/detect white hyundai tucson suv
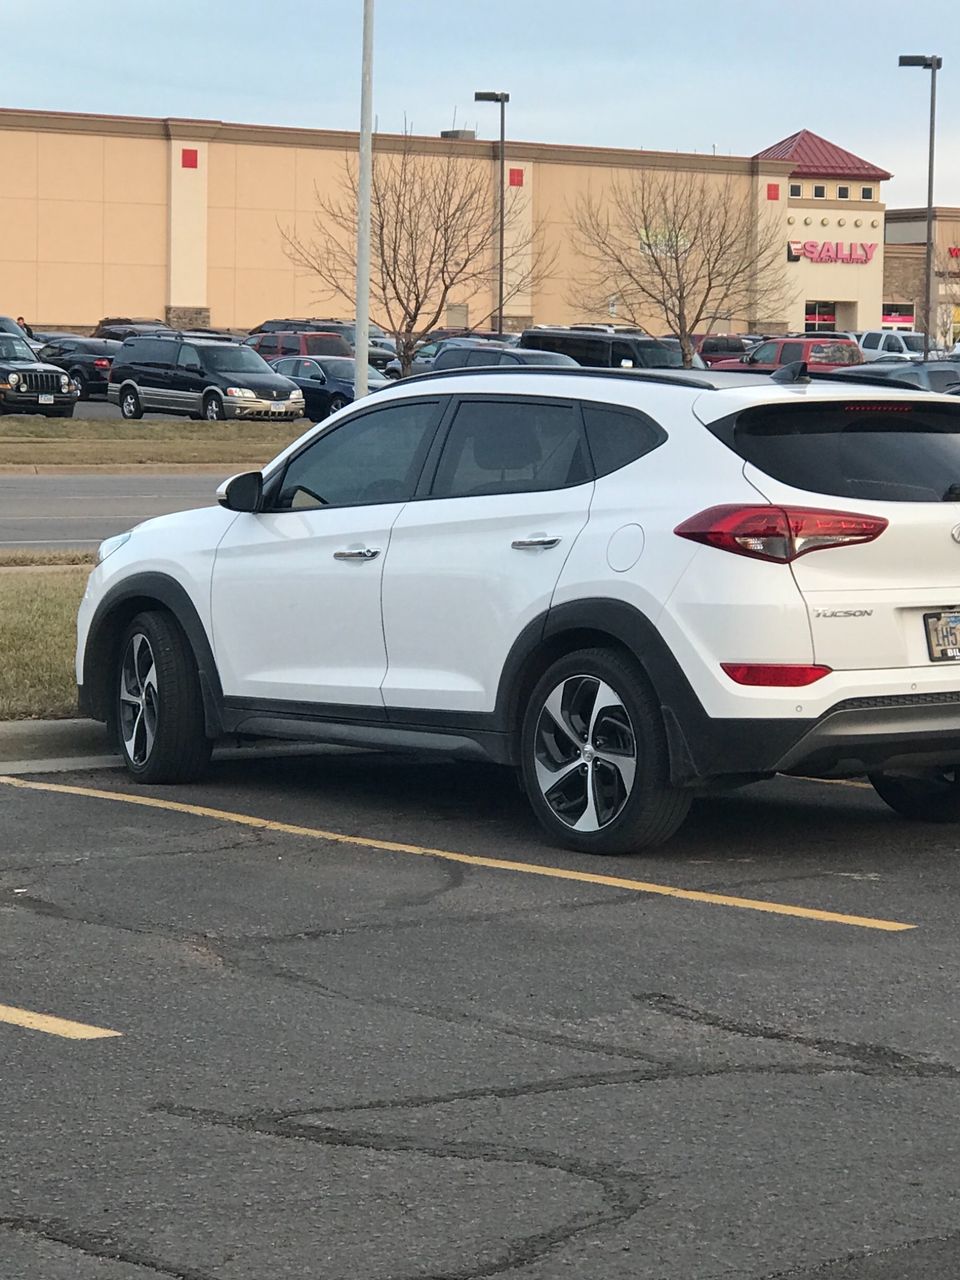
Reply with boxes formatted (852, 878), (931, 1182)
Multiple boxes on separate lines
(77, 365), (960, 854)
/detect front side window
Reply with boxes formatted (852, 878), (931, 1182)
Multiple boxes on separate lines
(176, 344), (201, 370)
(432, 399), (588, 498)
(275, 400), (441, 510)
(750, 342), (779, 363)
(298, 359), (324, 379)
(582, 403), (665, 477)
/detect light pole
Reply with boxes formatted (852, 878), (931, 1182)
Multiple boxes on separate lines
(474, 90), (509, 336)
(355, 0), (375, 397)
(899, 53), (943, 359)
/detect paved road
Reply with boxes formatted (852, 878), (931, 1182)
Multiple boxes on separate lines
(0, 473), (220, 549)
(3, 753), (960, 1278)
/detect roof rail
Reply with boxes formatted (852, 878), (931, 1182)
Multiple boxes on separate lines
(389, 365), (719, 391)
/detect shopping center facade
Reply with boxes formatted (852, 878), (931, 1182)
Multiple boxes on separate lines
(0, 105), (930, 337)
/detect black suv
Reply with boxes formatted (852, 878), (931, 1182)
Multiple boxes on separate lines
(0, 334), (78, 416)
(520, 326), (692, 369)
(108, 336), (304, 421)
(37, 336), (121, 399)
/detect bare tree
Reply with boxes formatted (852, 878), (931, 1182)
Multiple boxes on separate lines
(571, 168), (793, 365)
(935, 248), (960, 351)
(281, 134), (552, 374)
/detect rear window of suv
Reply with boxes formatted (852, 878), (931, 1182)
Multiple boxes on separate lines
(716, 402), (960, 502)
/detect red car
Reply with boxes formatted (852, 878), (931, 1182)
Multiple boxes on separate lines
(712, 335), (864, 371)
(245, 330), (353, 360)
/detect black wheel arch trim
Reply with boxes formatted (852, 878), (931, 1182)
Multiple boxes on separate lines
(80, 572), (224, 738)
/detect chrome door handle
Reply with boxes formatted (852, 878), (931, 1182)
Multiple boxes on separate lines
(333, 547), (381, 561)
(511, 536), (562, 550)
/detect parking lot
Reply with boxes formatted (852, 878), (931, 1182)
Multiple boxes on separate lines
(4, 749), (960, 1279)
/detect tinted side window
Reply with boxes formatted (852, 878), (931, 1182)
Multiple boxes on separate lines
(882, 334), (903, 352)
(275, 401), (440, 510)
(524, 333), (608, 366)
(861, 333), (881, 350)
(751, 342), (779, 363)
(465, 348), (498, 366)
(258, 335), (280, 356)
(779, 341), (805, 363)
(131, 339), (172, 364)
(279, 334), (301, 355)
(432, 400), (588, 498)
(582, 403), (665, 477)
(611, 340), (638, 367)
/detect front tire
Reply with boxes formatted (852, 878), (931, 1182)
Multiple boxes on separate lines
(870, 769), (960, 822)
(70, 369), (88, 400)
(115, 611), (212, 784)
(520, 648), (691, 854)
(203, 393), (226, 421)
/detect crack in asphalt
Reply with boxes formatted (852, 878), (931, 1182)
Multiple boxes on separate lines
(760, 1226), (960, 1277)
(635, 993), (960, 1079)
(0, 1218), (218, 1280)
(154, 1103), (650, 1280)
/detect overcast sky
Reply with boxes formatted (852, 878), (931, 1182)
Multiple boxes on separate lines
(4, 0), (958, 208)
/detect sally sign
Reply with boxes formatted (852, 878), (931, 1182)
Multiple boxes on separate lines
(788, 240), (878, 264)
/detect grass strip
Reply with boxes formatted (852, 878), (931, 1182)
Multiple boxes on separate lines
(0, 568), (89, 719)
(0, 549), (95, 568)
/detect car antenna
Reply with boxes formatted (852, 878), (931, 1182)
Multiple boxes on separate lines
(770, 360), (810, 384)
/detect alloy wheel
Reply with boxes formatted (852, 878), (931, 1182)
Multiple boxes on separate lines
(119, 632), (159, 767)
(205, 397), (224, 421)
(121, 392), (138, 418)
(533, 674), (637, 832)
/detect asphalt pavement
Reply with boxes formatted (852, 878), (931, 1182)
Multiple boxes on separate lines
(3, 751), (960, 1278)
(0, 474), (220, 549)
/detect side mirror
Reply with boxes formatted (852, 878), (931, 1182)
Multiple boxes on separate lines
(310, 371), (326, 382)
(187, 362), (203, 374)
(619, 358), (634, 368)
(742, 353), (755, 364)
(217, 471), (263, 512)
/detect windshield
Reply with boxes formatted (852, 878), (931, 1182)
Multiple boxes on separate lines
(318, 358), (387, 383)
(0, 336), (36, 362)
(902, 335), (926, 353)
(201, 345), (272, 374)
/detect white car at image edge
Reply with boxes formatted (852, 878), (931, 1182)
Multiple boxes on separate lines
(77, 365), (960, 854)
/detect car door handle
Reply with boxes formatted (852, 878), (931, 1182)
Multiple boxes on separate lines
(333, 547), (381, 561)
(511, 536), (562, 550)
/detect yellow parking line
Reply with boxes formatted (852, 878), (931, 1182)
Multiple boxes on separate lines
(0, 775), (914, 933)
(0, 1001), (121, 1040)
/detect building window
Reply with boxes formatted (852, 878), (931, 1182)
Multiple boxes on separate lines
(882, 303), (915, 328)
(861, 186), (874, 201)
(813, 184), (826, 199)
(805, 301), (836, 333)
(837, 185), (849, 200)
(789, 182), (802, 198)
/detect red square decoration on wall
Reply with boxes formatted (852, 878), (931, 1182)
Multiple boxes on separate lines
(766, 182), (779, 201)
(181, 148), (198, 169)
(509, 168), (524, 187)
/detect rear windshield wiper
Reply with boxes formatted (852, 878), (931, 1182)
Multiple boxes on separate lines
(942, 483), (960, 502)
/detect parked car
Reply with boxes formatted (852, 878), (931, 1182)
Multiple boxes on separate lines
(696, 334), (754, 365)
(95, 321), (173, 342)
(248, 317), (392, 370)
(0, 315), (43, 355)
(270, 356), (389, 421)
(520, 326), (703, 369)
(93, 316), (167, 335)
(384, 340), (443, 380)
(830, 360), (960, 394)
(432, 341), (579, 371)
(712, 335), (863, 371)
(858, 330), (942, 362)
(76, 365), (960, 854)
(108, 336), (303, 421)
(245, 331), (353, 361)
(37, 336), (121, 399)
(0, 334), (79, 416)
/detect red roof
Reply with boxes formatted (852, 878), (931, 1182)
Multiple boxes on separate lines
(754, 130), (891, 182)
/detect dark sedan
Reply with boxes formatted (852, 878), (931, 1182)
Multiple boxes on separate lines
(37, 336), (122, 399)
(270, 356), (389, 421)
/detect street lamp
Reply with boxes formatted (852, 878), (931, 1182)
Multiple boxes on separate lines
(899, 53), (943, 359)
(474, 90), (510, 336)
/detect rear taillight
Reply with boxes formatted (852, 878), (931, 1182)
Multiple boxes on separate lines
(93, 358), (110, 369)
(721, 663), (832, 687)
(674, 505), (887, 563)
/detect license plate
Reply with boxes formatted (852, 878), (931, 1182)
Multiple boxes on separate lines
(270, 401), (286, 413)
(38, 393), (54, 404)
(924, 609), (960, 662)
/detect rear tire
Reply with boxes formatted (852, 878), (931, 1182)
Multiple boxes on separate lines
(115, 610), (212, 784)
(327, 394), (348, 416)
(120, 387), (143, 420)
(70, 369), (88, 400)
(870, 769), (960, 822)
(520, 647), (691, 854)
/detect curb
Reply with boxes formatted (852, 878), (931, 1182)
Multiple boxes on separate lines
(0, 718), (112, 764)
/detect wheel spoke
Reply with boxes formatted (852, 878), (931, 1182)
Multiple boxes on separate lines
(595, 748), (636, 796)
(535, 754), (584, 799)
(588, 680), (624, 744)
(542, 684), (581, 749)
(573, 769), (602, 833)
(123, 705), (144, 761)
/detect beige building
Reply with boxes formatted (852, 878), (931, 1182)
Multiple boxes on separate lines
(884, 207), (960, 343)
(0, 107), (891, 337)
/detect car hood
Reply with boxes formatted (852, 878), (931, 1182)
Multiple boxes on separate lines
(0, 359), (65, 375)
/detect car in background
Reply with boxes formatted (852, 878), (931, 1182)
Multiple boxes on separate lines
(108, 335), (303, 421)
(519, 326), (701, 369)
(432, 341), (579, 371)
(858, 330), (946, 362)
(270, 356), (388, 420)
(95, 321), (173, 342)
(249, 317), (392, 371)
(696, 334), (753, 365)
(712, 335), (863, 371)
(0, 315), (43, 355)
(830, 360), (960, 394)
(384, 339), (443, 379)
(245, 331), (353, 361)
(37, 336), (122, 399)
(0, 334), (79, 416)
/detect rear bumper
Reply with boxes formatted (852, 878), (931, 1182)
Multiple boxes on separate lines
(684, 693), (960, 782)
